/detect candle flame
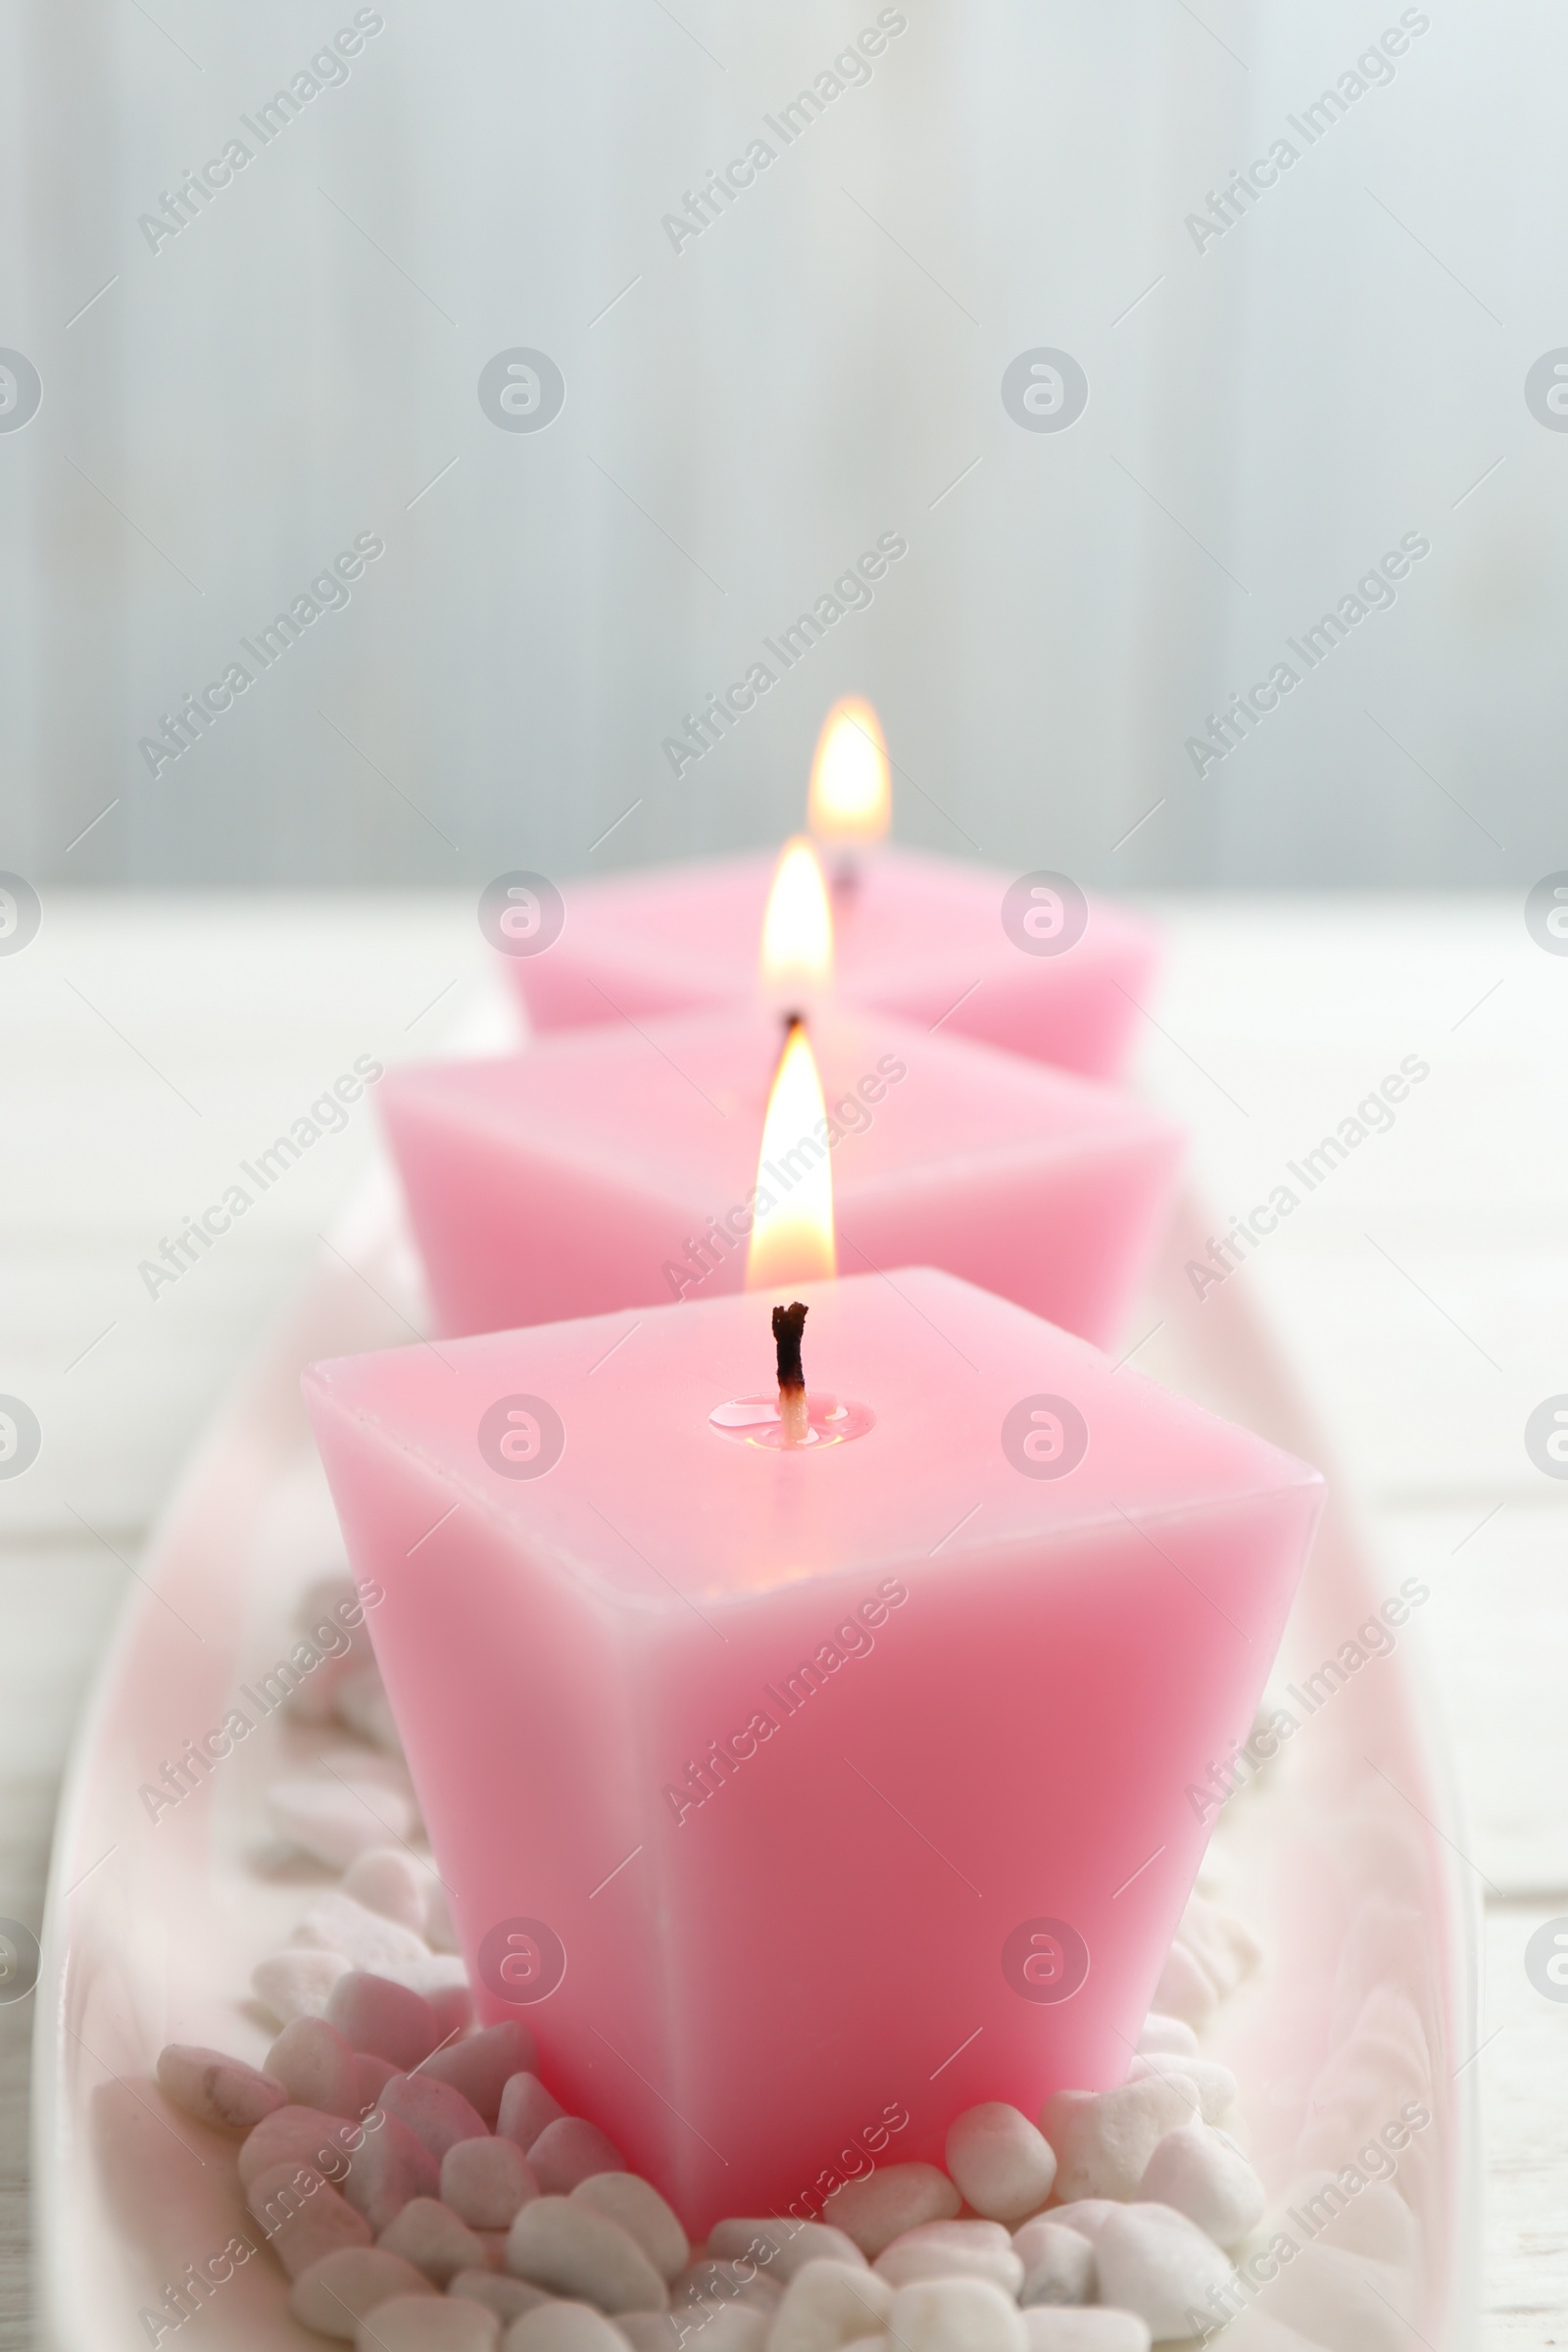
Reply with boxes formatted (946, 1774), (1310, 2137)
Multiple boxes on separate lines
(760, 835), (833, 991)
(746, 1020), (836, 1291)
(808, 698), (891, 845)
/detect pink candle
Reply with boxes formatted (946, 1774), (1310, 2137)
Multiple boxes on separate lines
(500, 845), (1158, 1083)
(304, 1267), (1322, 2235)
(379, 1001), (1184, 1347)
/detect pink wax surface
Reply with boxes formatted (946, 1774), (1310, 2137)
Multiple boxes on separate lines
(505, 846), (1160, 1081)
(380, 1003), (1185, 1348)
(304, 1268), (1322, 2235)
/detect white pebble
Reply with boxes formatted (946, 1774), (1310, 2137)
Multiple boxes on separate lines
(662, 2309), (768, 2352)
(1125, 2054), (1236, 2123)
(1090, 2203), (1232, 2341)
(529, 2118), (628, 2194)
(1139, 2126), (1264, 2247)
(1039, 2080), (1200, 2204)
(1261, 2242), (1416, 2351)
(157, 2043), (287, 2133)
(240, 2105), (362, 2189)
(380, 2197), (492, 2284)
(885, 2276), (1026, 2352)
(571, 2175), (688, 2281)
(874, 2222), (1022, 2295)
(613, 2319), (684, 2352)
(820, 2167), (961, 2257)
(328, 1972), (444, 2071)
(381, 2074), (492, 2161)
(506, 2305), (626, 2352)
(255, 1948), (353, 2025)
(445, 2136), (541, 2230)
(343, 1849), (432, 1934)
(1019, 2313), (1151, 2352)
(705, 2219), (866, 2283)
(507, 2197), (670, 2313)
(297, 1891), (438, 1981)
(267, 2016), (365, 2121)
(448, 2273), (554, 2325)
(270, 1774), (416, 1869)
(338, 1663), (407, 1753)
(1011, 2221), (1094, 2308)
(498, 2074), (566, 2151)
(944, 2104), (1058, 2225)
(291, 2246), (438, 2335)
(1033, 2204), (1119, 2245)
(671, 2262), (783, 2315)
(342, 2113), (443, 2230)
(1149, 1942), (1216, 2031)
(1180, 1895), (1262, 1995)
(247, 2160), (373, 2278)
(361, 2054), (399, 2110)
(1134, 2015), (1199, 2058)
(425, 2026), (540, 2126)
(358, 2294), (500, 2352)
(766, 2258), (893, 2352)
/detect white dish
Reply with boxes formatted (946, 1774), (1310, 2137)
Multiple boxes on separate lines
(33, 1110), (1480, 2349)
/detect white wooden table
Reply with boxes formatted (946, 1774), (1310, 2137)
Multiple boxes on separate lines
(1, 893), (1562, 2347)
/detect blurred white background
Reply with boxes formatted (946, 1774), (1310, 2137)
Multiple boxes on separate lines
(1, 0), (1561, 888)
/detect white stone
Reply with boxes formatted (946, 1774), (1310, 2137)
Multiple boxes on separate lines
(670, 2262), (783, 2316)
(1180, 1895), (1262, 1995)
(343, 1848), (432, 1934)
(529, 2118), (628, 2194)
(498, 2073), (567, 2152)
(448, 2273), (555, 2325)
(296, 1890), (437, 1980)
(1019, 2312), (1150, 2352)
(1125, 2054), (1236, 2124)
(380, 2074), (492, 2161)
(1258, 2243), (1415, 2352)
(506, 2302), (631, 2352)
(425, 2026), (540, 2127)
(1090, 2203), (1233, 2341)
(1139, 2126), (1265, 2247)
(380, 2197), (493, 2284)
(767, 2257), (894, 2352)
(1031, 2204), (1119, 2246)
(156, 2042), (287, 2133)
(820, 2167), (961, 2257)
(327, 1972), (443, 2071)
(445, 2136), (540, 2230)
(571, 2175), (688, 2281)
(944, 2104), (1058, 2226)
(291, 2246), (438, 2335)
(873, 2222), (1022, 2295)
(342, 2113), (444, 2230)
(612, 2318), (685, 2352)
(240, 2104), (364, 2189)
(507, 2197), (670, 2314)
(1039, 2080), (1200, 2204)
(704, 2219), (866, 2284)
(1010, 2221), (1094, 2308)
(255, 1947), (353, 2025)
(427, 1879), (462, 1951)
(247, 2160), (374, 2278)
(1149, 1943), (1216, 2031)
(266, 2016), (365, 2121)
(357, 2294), (500, 2352)
(884, 2276), (1027, 2352)
(665, 2309), (770, 2352)
(270, 1774), (417, 1869)
(1134, 2016), (1199, 2059)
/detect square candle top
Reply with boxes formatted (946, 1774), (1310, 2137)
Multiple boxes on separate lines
(500, 847), (1160, 1081)
(304, 1267), (1322, 2235)
(380, 1002), (1185, 1348)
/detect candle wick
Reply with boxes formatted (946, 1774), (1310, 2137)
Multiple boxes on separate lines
(771, 1299), (809, 1446)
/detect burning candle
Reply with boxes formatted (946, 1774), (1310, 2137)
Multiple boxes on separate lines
(502, 698), (1160, 1082)
(381, 854), (1184, 1347)
(303, 1256), (1323, 2234)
